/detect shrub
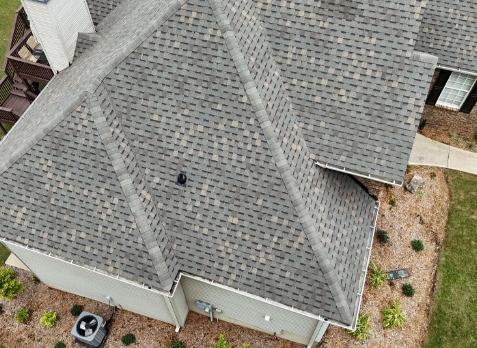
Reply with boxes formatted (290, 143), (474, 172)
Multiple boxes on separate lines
(39, 311), (57, 328)
(385, 183), (393, 190)
(411, 239), (424, 251)
(406, 165), (413, 173)
(70, 304), (83, 316)
(468, 142), (476, 150)
(402, 283), (415, 297)
(0, 267), (24, 300)
(208, 334), (231, 348)
(418, 119), (427, 130)
(347, 312), (371, 340)
(368, 263), (387, 289)
(389, 195), (396, 208)
(54, 342), (66, 348)
(243, 345), (252, 348)
(382, 301), (406, 329)
(376, 230), (389, 244)
(122, 333), (136, 346)
(430, 172), (436, 180)
(15, 308), (30, 323)
(167, 340), (186, 348)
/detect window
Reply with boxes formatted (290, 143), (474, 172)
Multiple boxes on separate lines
(437, 72), (477, 109)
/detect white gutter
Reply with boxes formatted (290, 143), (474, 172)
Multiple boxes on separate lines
(315, 160), (402, 187)
(437, 65), (477, 77)
(0, 74), (57, 145)
(351, 200), (380, 330)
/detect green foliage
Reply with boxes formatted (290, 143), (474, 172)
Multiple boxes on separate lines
(389, 195), (396, 208)
(402, 283), (415, 297)
(450, 132), (458, 140)
(368, 263), (387, 289)
(39, 311), (57, 329)
(0, 267), (24, 300)
(385, 183), (393, 190)
(467, 142), (476, 150)
(406, 165), (413, 173)
(54, 342), (66, 348)
(243, 344), (252, 348)
(208, 334), (231, 348)
(418, 119), (427, 130)
(15, 308), (29, 323)
(376, 230), (389, 244)
(167, 340), (186, 348)
(411, 239), (424, 251)
(70, 304), (83, 316)
(0, 243), (10, 266)
(347, 312), (372, 340)
(382, 301), (406, 329)
(430, 172), (436, 180)
(419, 190), (426, 198)
(121, 333), (136, 346)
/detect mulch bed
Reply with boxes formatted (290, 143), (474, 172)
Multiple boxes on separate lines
(319, 166), (449, 347)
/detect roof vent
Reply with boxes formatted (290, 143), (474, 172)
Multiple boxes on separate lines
(177, 173), (187, 185)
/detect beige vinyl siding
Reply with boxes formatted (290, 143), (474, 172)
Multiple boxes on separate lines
(180, 276), (319, 345)
(5, 242), (175, 325)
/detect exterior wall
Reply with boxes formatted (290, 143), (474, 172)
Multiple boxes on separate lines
(4, 241), (176, 325)
(180, 275), (321, 345)
(22, 0), (94, 72)
(168, 282), (189, 327)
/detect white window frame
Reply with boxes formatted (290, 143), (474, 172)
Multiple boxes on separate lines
(436, 71), (477, 109)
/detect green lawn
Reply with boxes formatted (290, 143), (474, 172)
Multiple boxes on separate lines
(424, 171), (477, 348)
(0, 0), (21, 79)
(0, 243), (10, 265)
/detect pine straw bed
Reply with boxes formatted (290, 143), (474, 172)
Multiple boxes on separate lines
(320, 166), (449, 347)
(0, 166), (448, 348)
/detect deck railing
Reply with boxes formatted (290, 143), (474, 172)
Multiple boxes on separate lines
(2, 7), (29, 73)
(6, 30), (54, 84)
(0, 77), (13, 106)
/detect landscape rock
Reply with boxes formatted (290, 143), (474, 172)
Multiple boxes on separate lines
(406, 174), (425, 194)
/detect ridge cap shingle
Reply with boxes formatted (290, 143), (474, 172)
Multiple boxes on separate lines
(207, 0), (353, 324)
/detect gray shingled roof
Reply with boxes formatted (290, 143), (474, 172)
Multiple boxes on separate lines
(0, 0), (395, 327)
(86, 0), (124, 26)
(416, 0), (477, 72)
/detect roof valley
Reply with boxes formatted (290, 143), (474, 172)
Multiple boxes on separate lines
(208, 0), (352, 324)
(84, 84), (179, 291)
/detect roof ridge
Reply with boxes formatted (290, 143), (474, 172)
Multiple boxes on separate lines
(84, 85), (179, 290)
(208, 0), (352, 324)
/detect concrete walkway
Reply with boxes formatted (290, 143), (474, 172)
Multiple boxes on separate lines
(409, 134), (477, 175)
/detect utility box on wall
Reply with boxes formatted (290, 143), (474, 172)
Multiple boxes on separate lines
(21, 0), (95, 73)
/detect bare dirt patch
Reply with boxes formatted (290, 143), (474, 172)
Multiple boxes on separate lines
(0, 271), (301, 348)
(319, 166), (449, 347)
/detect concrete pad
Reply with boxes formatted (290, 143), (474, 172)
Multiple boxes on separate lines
(448, 147), (477, 175)
(409, 134), (450, 168)
(5, 253), (30, 272)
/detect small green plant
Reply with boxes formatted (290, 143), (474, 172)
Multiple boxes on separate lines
(368, 263), (387, 289)
(243, 345), (252, 348)
(70, 304), (83, 316)
(347, 312), (371, 340)
(167, 340), (186, 348)
(450, 132), (458, 140)
(382, 301), (406, 329)
(418, 119), (427, 130)
(121, 333), (136, 346)
(389, 195), (396, 208)
(54, 342), (66, 348)
(468, 142), (476, 150)
(430, 172), (436, 180)
(376, 230), (389, 244)
(406, 165), (413, 173)
(39, 311), (57, 328)
(402, 283), (415, 297)
(0, 267), (24, 300)
(208, 335), (231, 348)
(15, 308), (30, 323)
(418, 190), (425, 198)
(385, 183), (393, 190)
(411, 239), (424, 251)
